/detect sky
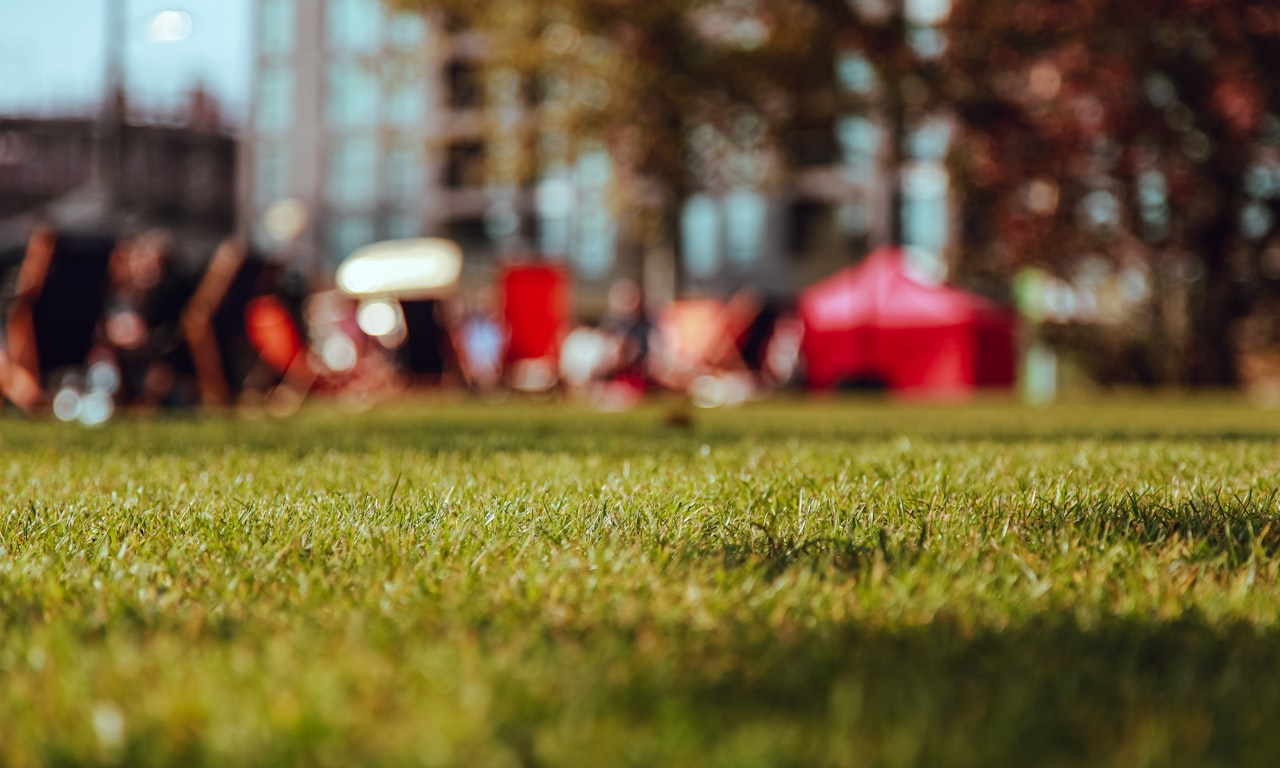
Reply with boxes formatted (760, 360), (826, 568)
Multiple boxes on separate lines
(0, 0), (252, 123)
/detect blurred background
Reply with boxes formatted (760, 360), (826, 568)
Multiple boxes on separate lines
(1, 0), (1278, 420)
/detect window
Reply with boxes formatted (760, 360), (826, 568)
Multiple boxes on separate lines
(255, 68), (293, 133)
(385, 211), (421, 240)
(385, 11), (426, 48)
(902, 161), (949, 251)
(838, 201), (871, 237)
(326, 0), (381, 53)
(790, 120), (838, 168)
(908, 25), (946, 59)
(445, 141), (485, 188)
(901, 162), (948, 254)
(837, 115), (880, 185)
(385, 75), (426, 127)
(681, 194), (721, 279)
(446, 59), (483, 110)
(724, 190), (765, 267)
(836, 53), (876, 94)
(571, 148), (615, 276)
(536, 175), (574, 256)
(576, 148), (611, 187)
(788, 200), (832, 257)
(253, 142), (290, 208)
(446, 217), (489, 250)
(902, 193), (947, 253)
(326, 61), (378, 129)
(385, 142), (423, 203)
(905, 0), (951, 25)
(485, 197), (521, 241)
(326, 213), (376, 264)
(327, 136), (379, 207)
(260, 0), (295, 57)
(538, 216), (571, 257)
(907, 118), (951, 162)
(905, 0), (949, 57)
(574, 207), (615, 278)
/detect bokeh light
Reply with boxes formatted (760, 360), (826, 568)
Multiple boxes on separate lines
(146, 10), (194, 43)
(356, 299), (403, 338)
(336, 239), (462, 299)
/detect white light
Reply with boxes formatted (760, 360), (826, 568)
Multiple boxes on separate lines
(91, 703), (126, 752)
(905, 0), (950, 25)
(508, 358), (557, 393)
(147, 10), (193, 43)
(336, 238), (463, 300)
(88, 360), (121, 395)
(262, 199), (309, 242)
(79, 391), (114, 427)
(690, 376), (726, 409)
(320, 333), (359, 373)
(356, 299), (403, 338)
(52, 388), (82, 422)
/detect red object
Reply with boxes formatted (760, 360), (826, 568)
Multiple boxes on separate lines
(500, 263), (570, 364)
(657, 299), (739, 373)
(798, 247), (1017, 396)
(245, 295), (304, 374)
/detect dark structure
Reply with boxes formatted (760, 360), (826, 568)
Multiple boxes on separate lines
(0, 115), (237, 252)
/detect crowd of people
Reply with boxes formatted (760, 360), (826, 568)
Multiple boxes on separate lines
(0, 226), (802, 422)
(0, 226), (290, 419)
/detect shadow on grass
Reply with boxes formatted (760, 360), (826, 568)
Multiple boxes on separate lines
(25, 607), (1280, 766)
(491, 610), (1280, 767)
(705, 521), (925, 578)
(695, 489), (1280, 578)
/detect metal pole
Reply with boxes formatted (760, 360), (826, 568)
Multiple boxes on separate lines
(886, 0), (906, 248)
(99, 0), (126, 217)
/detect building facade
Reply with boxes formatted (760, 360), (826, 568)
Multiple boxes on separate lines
(0, 114), (237, 258)
(245, 0), (953, 306)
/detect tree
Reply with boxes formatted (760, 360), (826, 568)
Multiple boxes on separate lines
(946, 0), (1280, 385)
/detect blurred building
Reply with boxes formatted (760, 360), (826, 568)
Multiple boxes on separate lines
(247, 0), (434, 282)
(0, 111), (236, 257)
(247, 0), (597, 287)
(245, 0), (954, 304)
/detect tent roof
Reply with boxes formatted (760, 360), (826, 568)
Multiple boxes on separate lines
(800, 247), (1000, 331)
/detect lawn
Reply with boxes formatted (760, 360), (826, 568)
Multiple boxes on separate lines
(4, 397), (1280, 766)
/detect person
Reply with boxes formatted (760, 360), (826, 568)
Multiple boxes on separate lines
(457, 291), (504, 394)
(3, 225), (115, 412)
(182, 237), (297, 407)
(598, 278), (653, 391)
(727, 288), (782, 385)
(101, 229), (198, 408)
(397, 297), (461, 388)
(0, 239), (29, 408)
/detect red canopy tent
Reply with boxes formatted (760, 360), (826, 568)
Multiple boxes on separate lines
(798, 247), (1017, 396)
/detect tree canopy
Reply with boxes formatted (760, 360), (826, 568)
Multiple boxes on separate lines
(945, 0), (1280, 382)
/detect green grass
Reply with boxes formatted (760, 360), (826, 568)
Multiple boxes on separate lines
(5, 397), (1280, 766)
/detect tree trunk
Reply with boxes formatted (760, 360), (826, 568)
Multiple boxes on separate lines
(642, 237), (677, 308)
(1183, 251), (1241, 387)
(1181, 164), (1254, 387)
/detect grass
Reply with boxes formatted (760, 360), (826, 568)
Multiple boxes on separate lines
(4, 397), (1280, 766)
